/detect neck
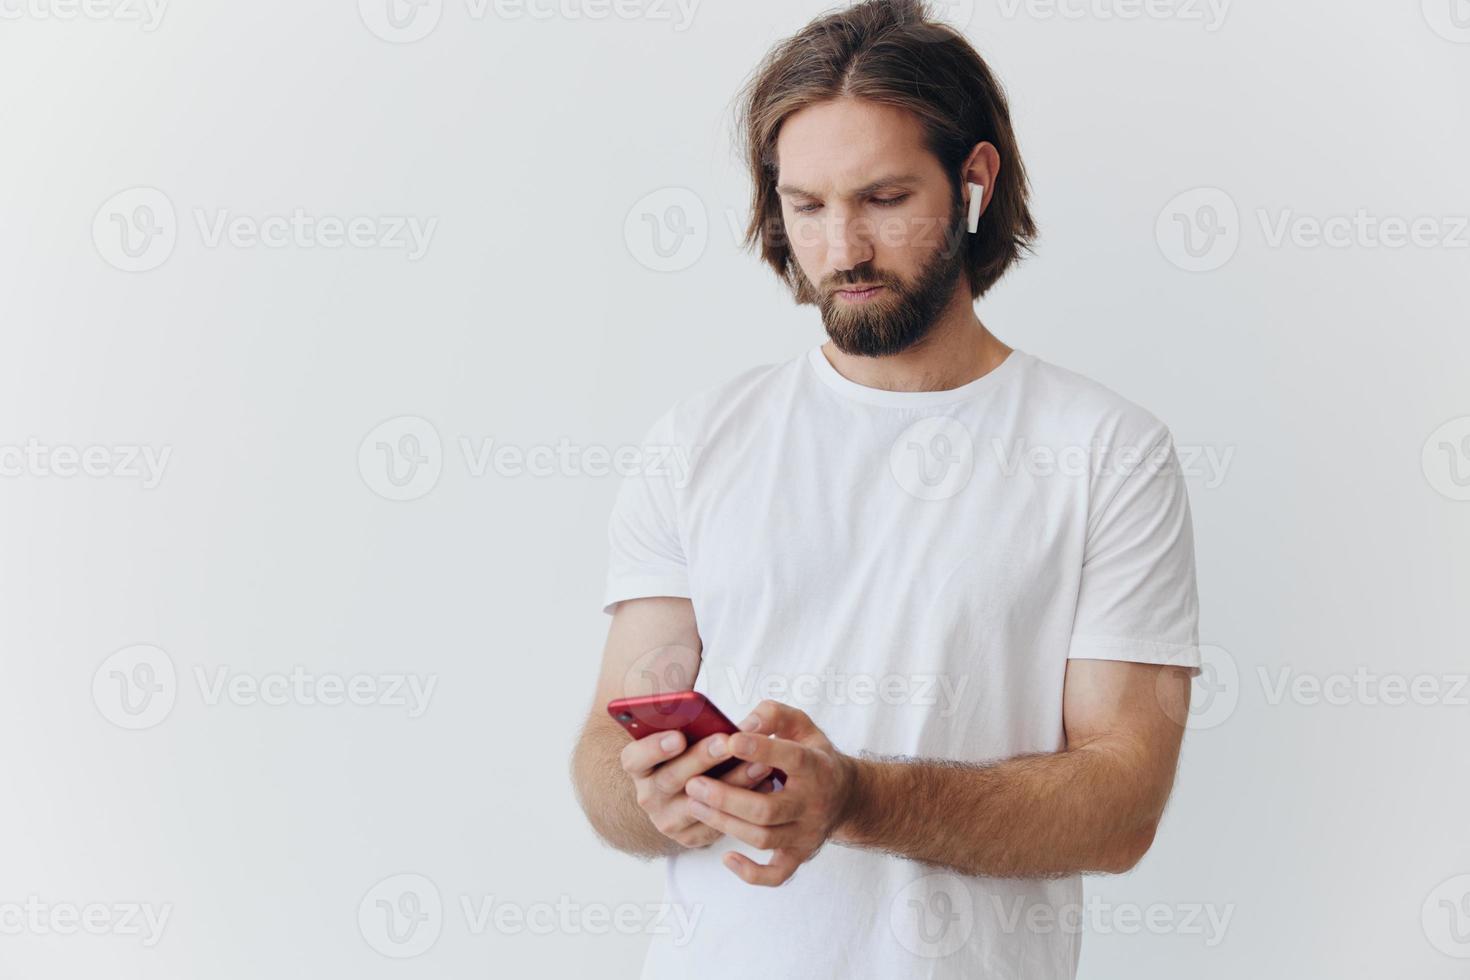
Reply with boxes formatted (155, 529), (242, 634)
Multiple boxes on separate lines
(821, 288), (1012, 393)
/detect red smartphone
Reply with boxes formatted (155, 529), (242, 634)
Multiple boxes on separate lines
(607, 691), (785, 785)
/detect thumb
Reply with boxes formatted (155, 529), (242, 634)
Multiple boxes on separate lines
(739, 700), (817, 741)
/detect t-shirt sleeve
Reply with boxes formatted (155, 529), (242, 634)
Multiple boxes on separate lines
(601, 408), (692, 615)
(1067, 430), (1202, 676)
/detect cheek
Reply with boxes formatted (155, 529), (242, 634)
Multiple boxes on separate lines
(784, 214), (825, 261)
(879, 207), (946, 253)
(783, 218), (827, 280)
(888, 211), (957, 277)
(867, 242), (917, 283)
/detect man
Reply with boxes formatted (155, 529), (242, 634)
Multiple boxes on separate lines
(571, 1), (1201, 976)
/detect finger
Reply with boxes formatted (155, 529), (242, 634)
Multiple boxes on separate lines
(722, 848), (803, 887)
(687, 798), (794, 851)
(651, 732), (743, 795)
(736, 700), (817, 740)
(718, 758), (776, 789)
(686, 776), (800, 825)
(669, 814), (722, 849)
(654, 756), (768, 838)
(654, 798), (718, 844)
(622, 729), (686, 778)
(724, 732), (805, 776)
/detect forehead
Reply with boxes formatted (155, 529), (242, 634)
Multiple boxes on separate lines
(774, 98), (939, 193)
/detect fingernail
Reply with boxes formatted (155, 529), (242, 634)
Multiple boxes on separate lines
(661, 733), (681, 752)
(738, 714), (759, 731)
(687, 779), (708, 800)
(747, 763), (770, 779)
(707, 736), (727, 757)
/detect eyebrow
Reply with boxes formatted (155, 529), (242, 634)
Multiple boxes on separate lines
(775, 173), (923, 199)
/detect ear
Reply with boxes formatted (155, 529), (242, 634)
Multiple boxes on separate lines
(961, 142), (1002, 230)
(966, 183), (986, 233)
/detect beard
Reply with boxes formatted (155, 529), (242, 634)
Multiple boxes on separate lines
(808, 196), (969, 358)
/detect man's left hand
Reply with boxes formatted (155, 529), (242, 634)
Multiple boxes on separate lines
(684, 700), (856, 886)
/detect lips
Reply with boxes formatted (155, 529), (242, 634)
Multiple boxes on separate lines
(835, 285), (885, 299)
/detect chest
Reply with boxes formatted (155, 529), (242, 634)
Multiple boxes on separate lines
(679, 416), (1083, 662)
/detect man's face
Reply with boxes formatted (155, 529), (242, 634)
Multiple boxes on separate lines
(775, 98), (969, 358)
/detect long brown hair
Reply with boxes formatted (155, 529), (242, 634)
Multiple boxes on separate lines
(735, 0), (1038, 303)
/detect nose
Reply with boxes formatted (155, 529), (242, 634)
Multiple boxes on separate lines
(824, 206), (874, 275)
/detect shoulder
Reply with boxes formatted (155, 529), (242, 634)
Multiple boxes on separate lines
(647, 353), (806, 445)
(1013, 352), (1174, 453)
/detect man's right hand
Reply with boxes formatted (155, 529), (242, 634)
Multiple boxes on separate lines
(621, 729), (774, 849)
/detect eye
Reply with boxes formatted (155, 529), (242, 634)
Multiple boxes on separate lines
(793, 203), (822, 214)
(871, 194), (909, 207)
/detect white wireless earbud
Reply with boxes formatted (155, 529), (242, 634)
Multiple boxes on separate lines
(966, 182), (986, 234)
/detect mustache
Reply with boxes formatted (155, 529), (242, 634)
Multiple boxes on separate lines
(823, 271), (897, 291)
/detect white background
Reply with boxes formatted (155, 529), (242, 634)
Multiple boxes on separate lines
(1, 0), (1467, 976)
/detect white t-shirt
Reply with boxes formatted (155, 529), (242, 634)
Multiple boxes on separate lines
(602, 345), (1201, 980)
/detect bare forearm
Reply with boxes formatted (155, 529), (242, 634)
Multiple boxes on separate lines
(833, 737), (1169, 878)
(571, 717), (680, 859)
